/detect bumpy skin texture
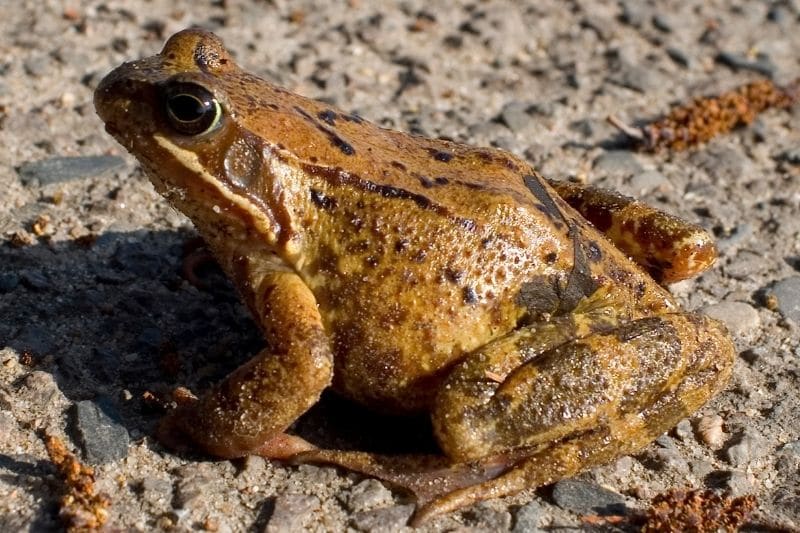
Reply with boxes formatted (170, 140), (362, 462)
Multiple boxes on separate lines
(94, 29), (735, 524)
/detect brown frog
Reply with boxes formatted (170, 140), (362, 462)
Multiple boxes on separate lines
(94, 29), (735, 524)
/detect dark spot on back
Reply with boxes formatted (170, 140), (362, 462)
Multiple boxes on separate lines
(463, 286), (478, 304)
(309, 189), (337, 210)
(293, 105), (356, 156)
(587, 241), (602, 262)
(391, 161), (407, 171)
(444, 268), (464, 283)
(419, 175), (435, 188)
(523, 174), (566, 226)
(516, 277), (560, 318)
(395, 239), (410, 253)
(544, 252), (558, 264)
(343, 113), (364, 124)
(334, 138), (356, 156)
(318, 109), (337, 125)
(557, 226), (599, 313)
(435, 176), (449, 185)
(427, 148), (454, 162)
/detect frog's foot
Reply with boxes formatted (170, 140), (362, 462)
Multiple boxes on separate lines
(292, 448), (518, 511)
(546, 178), (717, 283)
(415, 311), (734, 525)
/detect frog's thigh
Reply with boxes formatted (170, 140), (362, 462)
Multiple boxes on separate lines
(433, 312), (734, 463)
(546, 178), (717, 283)
(164, 271), (333, 458)
(420, 312), (734, 523)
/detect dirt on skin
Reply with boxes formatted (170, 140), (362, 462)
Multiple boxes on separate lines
(1, 1), (799, 531)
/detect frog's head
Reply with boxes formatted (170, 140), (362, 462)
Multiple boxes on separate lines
(95, 29), (298, 257)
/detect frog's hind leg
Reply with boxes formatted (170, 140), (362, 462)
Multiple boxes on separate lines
(419, 310), (734, 524)
(546, 178), (717, 283)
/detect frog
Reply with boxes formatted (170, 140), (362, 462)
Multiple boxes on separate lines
(94, 29), (735, 525)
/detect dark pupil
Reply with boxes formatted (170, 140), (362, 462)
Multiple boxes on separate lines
(168, 94), (206, 123)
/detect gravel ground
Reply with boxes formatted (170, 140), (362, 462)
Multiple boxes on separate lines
(2, 1), (799, 531)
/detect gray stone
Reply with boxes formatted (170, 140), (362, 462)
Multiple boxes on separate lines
(551, 479), (628, 515)
(690, 146), (750, 183)
(612, 62), (663, 92)
(345, 479), (393, 513)
(674, 419), (693, 442)
(464, 502), (512, 530)
(619, 2), (650, 28)
(593, 150), (643, 176)
(717, 223), (753, 252)
(701, 301), (760, 337)
(779, 148), (800, 165)
(628, 170), (667, 193)
(23, 55), (50, 77)
(17, 155), (125, 186)
(350, 504), (414, 533)
(500, 101), (534, 133)
(666, 47), (691, 67)
(20, 270), (50, 291)
(139, 477), (174, 509)
(650, 447), (690, 474)
(265, 494), (320, 533)
(513, 500), (546, 533)
(174, 463), (220, 511)
(651, 14), (674, 32)
(780, 440), (800, 457)
(72, 398), (130, 464)
(716, 51), (776, 78)
(770, 277), (800, 323)
(725, 432), (764, 467)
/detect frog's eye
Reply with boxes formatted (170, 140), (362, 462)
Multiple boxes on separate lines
(162, 82), (222, 136)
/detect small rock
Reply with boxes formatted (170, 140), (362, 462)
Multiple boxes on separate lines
(500, 101), (534, 133)
(139, 477), (174, 509)
(551, 479), (628, 515)
(174, 463), (221, 511)
(716, 51), (776, 78)
(20, 270), (51, 291)
(689, 460), (714, 479)
(464, 502), (512, 530)
(593, 150), (643, 177)
(72, 399), (130, 464)
(512, 500), (546, 533)
(769, 277), (800, 323)
(350, 504), (414, 533)
(23, 55), (50, 77)
(706, 470), (752, 496)
(19, 371), (60, 405)
(780, 440), (800, 458)
(17, 155), (125, 186)
(619, 2), (650, 27)
(628, 170), (667, 193)
(778, 148), (800, 165)
(701, 301), (760, 337)
(649, 447), (690, 474)
(725, 432), (764, 467)
(696, 415), (726, 448)
(655, 435), (678, 450)
(612, 62), (664, 92)
(265, 494), (320, 533)
(717, 223), (753, 252)
(690, 146), (750, 183)
(665, 47), (691, 67)
(345, 479), (393, 513)
(674, 419), (693, 442)
(651, 14), (674, 32)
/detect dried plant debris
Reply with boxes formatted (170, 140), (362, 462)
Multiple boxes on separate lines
(43, 433), (111, 532)
(609, 78), (799, 151)
(639, 489), (757, 533)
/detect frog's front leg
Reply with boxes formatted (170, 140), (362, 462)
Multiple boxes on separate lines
(420, 310), (734, 523)
(157, 271), (332, 459)
(546, 178), (717, 283)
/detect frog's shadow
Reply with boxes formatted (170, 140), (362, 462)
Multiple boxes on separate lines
(0, 230), (438, 478)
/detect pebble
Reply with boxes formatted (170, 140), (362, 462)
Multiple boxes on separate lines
(696, 415), (726, 448)
(717, 223), (753, 252)
(551, 479), (628, 516)
(674, 419), (693, 442)
(349, 504), (414, 533)
(707, 470), (753, 497)
(701, 301), (760, 337)
(464, 502), (512, 529)
(651, 14), (674, 32)
(345, 479), (393, 513)
(628, 170), (667, 193)
(17, 155), (125, 186)
(500, 101), (534, 133)
(778, 148), (800, 165)
(593, 150), (643, 177)
(264, 494), (320, 533)
(665, 47), (691, 67)
(72, 398), (130, 464)
(20, 270), (51, 291)
(769, 277), (800, 323)
(19, 371), (60, 406)
(512, 500), (546, 533)
(139, 477), (174, 509)
(619, 2), (650, 28)
(174, 463), (220, 511)
(725, 432), (764, 467)
(612, 62), (664, 92)
(690, 146), (749, 183)
(716, 51), (776, 78)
